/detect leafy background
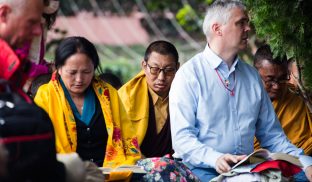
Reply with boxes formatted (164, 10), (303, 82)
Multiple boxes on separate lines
(49, 0), (311, 90)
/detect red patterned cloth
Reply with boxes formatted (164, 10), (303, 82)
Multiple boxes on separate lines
(251, 160), (302, 177)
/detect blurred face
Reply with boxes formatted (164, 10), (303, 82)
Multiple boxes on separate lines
(58, 53), (95, 96)
(0, 0), (43, 48)
(221, 7), (250, 51)
(258, 60), (288, 100)
(142, 52), (179, 97)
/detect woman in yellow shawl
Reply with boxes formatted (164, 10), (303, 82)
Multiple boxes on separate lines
(34, 36), (140, 168)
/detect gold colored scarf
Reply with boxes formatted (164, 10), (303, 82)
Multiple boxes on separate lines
(118, 71), (149, 145)
(35, 72), (141, 167)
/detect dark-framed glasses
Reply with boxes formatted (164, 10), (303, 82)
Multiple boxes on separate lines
(146, 63), (177, 76)
(262, 75), (290, 87)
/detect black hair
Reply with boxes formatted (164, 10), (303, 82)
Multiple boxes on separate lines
(43, 0), (58, 29)
(54, 36), (101, 73)
(144, 40), (179, 64)
(29, 73), (52, 98)
(254, 44), (287, 70)
(98, 72), (122, 90)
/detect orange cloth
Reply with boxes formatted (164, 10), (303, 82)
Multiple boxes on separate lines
(255, 85), (312, 155)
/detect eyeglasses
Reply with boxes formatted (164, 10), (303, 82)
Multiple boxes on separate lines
(146, 63), (177, 76)
(262, 76), (290, 87)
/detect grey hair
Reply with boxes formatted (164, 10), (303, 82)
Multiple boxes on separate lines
(203, 0), (246, 39)
(0, 0), (29, 14)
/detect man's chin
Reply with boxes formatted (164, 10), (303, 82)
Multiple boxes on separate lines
(154, 89), (169, 98)
(239, 43), (248, 50)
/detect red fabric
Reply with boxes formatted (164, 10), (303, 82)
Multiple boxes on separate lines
(251, 160), (302, 177)
(0, 39), (32, 103)
(0, 132), (53, 144)
(0, 39), (20, 80)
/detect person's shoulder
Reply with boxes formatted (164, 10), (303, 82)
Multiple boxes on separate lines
(35, 82), (52, 96)
(177, 52), (205, 75)
(118, 71), (146, 93)
(34, 82), (52, 105)
(94, 78), (117, 92)
(184, 52), (205, 66)
(237, 59), (260, 77)
(93, 79), (123, 104)
(282, 86), (307, 106)
(237, 59), (256, 70)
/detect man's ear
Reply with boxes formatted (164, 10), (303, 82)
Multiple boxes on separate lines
(212, 23), (222, 36)
(141, 60), (146, 70)
(0, 5), (11, 23)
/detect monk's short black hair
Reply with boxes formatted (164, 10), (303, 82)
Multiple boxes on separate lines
(144, 40), (179, 63)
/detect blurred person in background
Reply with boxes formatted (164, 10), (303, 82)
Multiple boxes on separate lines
(0, 0), (69, 181)
(253, 45), (312, 156)
(99, 72), (122, 90)
(22, 0), (59, 92)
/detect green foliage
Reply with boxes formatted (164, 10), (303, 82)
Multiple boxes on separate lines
(93, 44), (144, 83)
(244, 0), (312, 89)
(144, 0), (181, 12)
(99, 58), (141, 84)
(176, 4), (201, 32)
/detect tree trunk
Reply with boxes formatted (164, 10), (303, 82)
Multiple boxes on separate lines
(292, 60), (312, 113)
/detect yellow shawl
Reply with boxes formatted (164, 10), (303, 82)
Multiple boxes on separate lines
(255, 86), (312, 155)
(118, 71), (149, 145)
(34, 73), (141, 167)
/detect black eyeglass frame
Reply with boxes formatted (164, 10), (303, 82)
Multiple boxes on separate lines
(261, 74), (290, 87)
(145, 63), (177, 76)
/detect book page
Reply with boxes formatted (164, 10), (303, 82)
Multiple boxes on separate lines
(99, 165), (147, 174)
(232, 149), (303, 169)
(115, 165), (147, 174)
(270, 153), (302, 167)
(232, 149), (270, 169)
(99, 167), (112, 173)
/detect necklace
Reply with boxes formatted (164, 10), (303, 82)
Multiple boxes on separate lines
(215, 69), (235, 96)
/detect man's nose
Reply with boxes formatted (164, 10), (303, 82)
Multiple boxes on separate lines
(271, 82), (280, 89)
(245, 23), (251, 32)
(157, 70), (165, 80)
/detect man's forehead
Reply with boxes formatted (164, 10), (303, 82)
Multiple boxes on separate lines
(261, 63), (287, 77)
(18, 0), (44, 12)
(148, 52), (176, 64)
(230, 7), (248, 20)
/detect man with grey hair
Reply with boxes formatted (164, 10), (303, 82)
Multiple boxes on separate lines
(0, 0), (68, 182)
(0, 0), (43, 48)
(169, 0), (312, 181)
(0, 0), (43, 84)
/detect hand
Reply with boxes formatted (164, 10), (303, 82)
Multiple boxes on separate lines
(305, 166), (312, 182)
(215, 154), (246, 174)
(57, 153), (86, 182)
